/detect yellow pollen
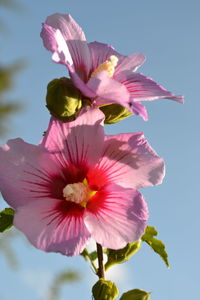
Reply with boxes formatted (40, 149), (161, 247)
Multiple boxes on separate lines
(63, 179), (97, 207)
(91, 55), (118, 78)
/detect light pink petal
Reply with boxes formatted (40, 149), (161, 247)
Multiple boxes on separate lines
(0, 139), (64, 208)
(88, 41), (123, 73)
(87, 71), (130, 108)
(41, 108), (105, 169)
(44, 13), (91, 81)
(116, 72), (184, 103)
(114, 53), (146, 75)
(130, 101), (148, 121)
(85, 185), (148, 249)
(87, 132), (165, 190)
(14, 198), (91, 256)
(40, 23), (73, 67)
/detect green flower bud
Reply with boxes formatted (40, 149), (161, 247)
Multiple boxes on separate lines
(105, 240), (141, 271)
(46, 77), (89, 122)
(92, 279), (119, 300)
(120, 289), (151, 300)
(100, 103), (132, 124)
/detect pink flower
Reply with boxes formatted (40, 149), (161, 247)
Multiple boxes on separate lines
(41, 13), (184, 120)
(0, 109), (164, 256)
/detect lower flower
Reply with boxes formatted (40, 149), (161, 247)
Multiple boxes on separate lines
(0, 108), (164, 256)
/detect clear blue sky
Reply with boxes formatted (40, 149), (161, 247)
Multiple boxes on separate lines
(0, 0), (199, 299)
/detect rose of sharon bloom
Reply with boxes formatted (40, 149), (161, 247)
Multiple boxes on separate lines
(0, 109), (165, 256)
(41, 13), (184, 120)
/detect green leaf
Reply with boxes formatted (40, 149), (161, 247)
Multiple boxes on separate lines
(105, 240), (141, 271)
(142, 226), (169, 267)
(120, 289), (151, 300)
(0, 208), (14, 232)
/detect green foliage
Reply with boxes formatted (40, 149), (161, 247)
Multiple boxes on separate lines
(0, 208), (14, 232)
(142, 226), (169, 267)
(100, 103), (132, 124)
(0, 229), (19, 268)
(48, 270), (81, 300)
(105, 240), (141, 271)
(92, 279), (119, 300)
(120, 289), (151, 300)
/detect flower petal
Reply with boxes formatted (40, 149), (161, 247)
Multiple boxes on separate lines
(114, 53), (146, 75)
(0, 138), (64, 208)
(87, 71), (130, 108)
(40, 23), (73, 67)
(116, 71), (184, 103)
(87, 132), (165, 190)
(14, 198), (91, 256)
(85, 185), (148, 249)
(44, 14), (91, 81)
(88, 41), (122, 73)
(130, 101), (148, 121)
(41, 108), (105, 169)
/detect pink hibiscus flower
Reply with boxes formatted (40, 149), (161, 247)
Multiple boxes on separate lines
(41, 13), (184, 120)
(0, 109), (164, 256)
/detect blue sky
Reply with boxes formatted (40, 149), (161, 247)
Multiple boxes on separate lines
(0, 0), (199, 299)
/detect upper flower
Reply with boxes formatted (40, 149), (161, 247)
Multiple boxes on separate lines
(0, 108), (164, 256)
(41, 13), (184, 120)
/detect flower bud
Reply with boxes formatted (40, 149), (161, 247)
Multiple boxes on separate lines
(120, 289), (151, 300)
(105, 240), (141, 270)
(92, 279), (119, 300)
(100, 103), (132, 124)
(46, 77), (86, 122)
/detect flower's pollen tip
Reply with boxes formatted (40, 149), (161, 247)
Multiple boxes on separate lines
(63, 182), (88, 204)
(91, 55), (118, 78)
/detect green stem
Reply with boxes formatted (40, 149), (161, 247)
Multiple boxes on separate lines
(81, 249), (98, 273)
(96, 243), (105, 279)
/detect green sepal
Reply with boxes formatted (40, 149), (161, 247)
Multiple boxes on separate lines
(100, 103), (132, 124)
(105, 240), (141, 271)
(120, 289), (151, 300)
(142, 226), (169, 267)
(0, 208), (14, 232)
(92, 279), (119, 300)
(46, 77), (90, 122)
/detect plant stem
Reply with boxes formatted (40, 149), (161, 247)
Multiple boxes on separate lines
(96, 243), (105, 279)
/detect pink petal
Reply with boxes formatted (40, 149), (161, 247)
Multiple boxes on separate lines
(88, 41), (122, 73)
(130, 101), (148, 120)
(0, 139), (64, 208)
(114, 53), (146, 75)
(85, 184), (148, 249)
(87, 71), (130, 108)
(44, 14), (91, 81)
(87, 132), (165, 190)
(41, 108), (105, 169)
(116, 71), (184, 103)
(41, 23), (73, 67)
(14, 198), (91, 256)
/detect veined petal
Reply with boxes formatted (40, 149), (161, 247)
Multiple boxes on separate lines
(85, 185), (148, 249)
(87, 132), (165, 190)
(88, 41), (122, 73)
(130, 101), (148, 121)
(41, 24), (73, 67)
(114, 53), (146, 75)
(14, 198), (90, 256)
(0, 138), (64, 208)
(41, 108), (105, 169)
(44, 13), (91, 81)
(87, 71), (130, 108)
(116, 71), (184, 103)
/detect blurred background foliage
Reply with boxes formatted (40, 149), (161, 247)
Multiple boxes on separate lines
(0, 1), (81, 298)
